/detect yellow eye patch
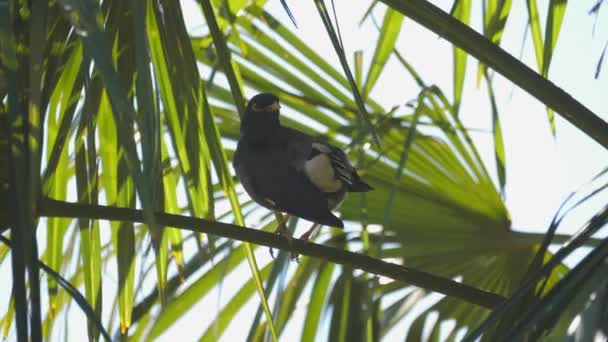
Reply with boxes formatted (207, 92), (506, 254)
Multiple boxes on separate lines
(251, 101), (280, 112)
(269, 101), (280, 111)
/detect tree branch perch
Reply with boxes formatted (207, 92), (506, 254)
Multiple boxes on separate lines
(38, 197), (505, 309)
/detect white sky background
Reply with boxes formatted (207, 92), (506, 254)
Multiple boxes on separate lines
(1, 0), (607, 341)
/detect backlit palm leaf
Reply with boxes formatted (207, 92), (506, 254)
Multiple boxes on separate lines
(1, 0), (606, 341)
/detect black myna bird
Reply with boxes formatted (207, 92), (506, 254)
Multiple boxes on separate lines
(233, 93), (373, 242)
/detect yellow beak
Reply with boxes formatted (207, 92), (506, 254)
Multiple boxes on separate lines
(268, 101), (280, 112)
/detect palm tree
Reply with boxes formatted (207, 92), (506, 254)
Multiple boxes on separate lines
(1, 0), (606, 341)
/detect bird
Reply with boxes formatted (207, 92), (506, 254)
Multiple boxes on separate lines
(233, 93), (373, 244)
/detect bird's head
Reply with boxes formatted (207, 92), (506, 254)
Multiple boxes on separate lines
(246, 93), (281, 114)
(241, 93), (281, 144)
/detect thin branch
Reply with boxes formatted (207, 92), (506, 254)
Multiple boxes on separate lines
(509, 231), (604, 248)
(38, 197), (505, 309)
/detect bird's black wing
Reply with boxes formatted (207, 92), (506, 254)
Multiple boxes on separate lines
(234, 141), (343, 228)
(279, 126), (313, 171)
(316, 142), (374, 193)
(325, 144), (356, 187)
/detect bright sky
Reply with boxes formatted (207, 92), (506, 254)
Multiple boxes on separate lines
(1, 0), (607, 341)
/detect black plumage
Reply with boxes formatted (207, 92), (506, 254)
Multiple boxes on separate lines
(233, 93), (373, 229)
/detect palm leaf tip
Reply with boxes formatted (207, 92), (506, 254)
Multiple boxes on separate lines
(280, 0), (298, 27)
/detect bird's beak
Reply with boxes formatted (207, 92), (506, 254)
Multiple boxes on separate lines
(268, 101), (280, 112)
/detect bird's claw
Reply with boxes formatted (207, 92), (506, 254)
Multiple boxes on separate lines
(269, 227), (300, 261)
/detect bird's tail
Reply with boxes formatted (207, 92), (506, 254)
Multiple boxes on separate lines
(348, 173), (373, 192)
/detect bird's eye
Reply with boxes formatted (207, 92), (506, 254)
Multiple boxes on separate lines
(251, 101), (280, 113)
(251, 103), (264, 112)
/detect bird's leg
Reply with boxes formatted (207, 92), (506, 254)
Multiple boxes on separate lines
(298, 223), (320, 242)
(273, 212), (291, 235)
(269, 212), (294, 259)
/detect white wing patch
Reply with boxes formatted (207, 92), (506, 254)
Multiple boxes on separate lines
(311, 142), (332, 153)
(304, 153), (343, 193)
